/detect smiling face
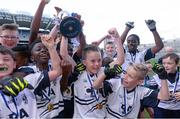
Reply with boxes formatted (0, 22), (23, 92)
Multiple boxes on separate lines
(0, 29), (19, 49)
(30, 42), (50, 64)
(105, 43), (115, 57)
(83, 51), (102, 74)
(127, 35), (139, 52)
(0, 52), (16, 79)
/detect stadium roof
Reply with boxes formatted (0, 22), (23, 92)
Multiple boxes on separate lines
(0, 11), (55, 30)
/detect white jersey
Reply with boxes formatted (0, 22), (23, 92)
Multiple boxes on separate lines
(73, 68), (107, 118)
(106, 78), (157, 118)
(21, 65), (64, 118)
(0, 89), (38, 119)
(153, 72), (180, 110)
(122, 49), (148, 70)
(0, 72), (48, 119)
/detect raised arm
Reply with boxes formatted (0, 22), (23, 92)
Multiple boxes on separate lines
(60, 36), (76, 68)
(91, 34), (111, 47)
(120, 21), (134, 44)
(75, 31), (86, 59)
(145, 20), (164, 54)
(158, 79), (170, 100)
(149, 61), (170, 100)
(156, 71), (170, 100)
(49, 24), (59, 40)
(73, 13), (86, 59)
(108, 28), (125, 67)
(41, 35), (62, 81)
(93, 64), (123, 89)
(60, 58), (72, 92)
(29, 0), (50, 44)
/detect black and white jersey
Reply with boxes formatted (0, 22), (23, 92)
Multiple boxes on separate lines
(153, 72), (180, 110)
(106, 78), (158, 118)
(73, 68), (107, 118)
(19, 65), (64, 118)
(122, 48), (155, 70)
(0, 88), (38, 119)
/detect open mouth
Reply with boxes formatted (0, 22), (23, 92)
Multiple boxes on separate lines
(0, 67), (8, 72)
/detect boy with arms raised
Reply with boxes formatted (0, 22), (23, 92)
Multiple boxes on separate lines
(0, 34), (62, 118)
(71, 28), (124, 118)
(93, 62), (170, 118)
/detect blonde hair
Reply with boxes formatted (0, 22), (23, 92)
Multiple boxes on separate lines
(129, 63), (148, 80)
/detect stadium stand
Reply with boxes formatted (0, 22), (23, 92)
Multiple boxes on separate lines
(0, 10), (55, 44)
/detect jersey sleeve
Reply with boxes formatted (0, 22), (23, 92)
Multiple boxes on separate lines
(144, 48), (155, 61)
(24, 70), (50, 90)
(16, 66), (35, 75)
(140, 86), (159, 107)
(107, 77), (122, 92)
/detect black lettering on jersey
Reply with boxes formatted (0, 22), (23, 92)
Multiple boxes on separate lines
(9, 113), (17, 118)
(8, 108), (29, 118)
(121, 104), (132, 115)
(50, 88), (55, 95)
(20, 108), (29, 118)
(86, 87), (95, 97)
(127, 106), (132, 112)
(121, 104), (126, 114)
(37, 88), (56, 100)
(43, 88), (55, 96)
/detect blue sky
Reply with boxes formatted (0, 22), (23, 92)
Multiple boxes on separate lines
(0, 0), (180, 47)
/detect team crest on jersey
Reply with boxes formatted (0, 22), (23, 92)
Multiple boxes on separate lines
(22, 94), (28, 104)
(86, 87), (95, 97)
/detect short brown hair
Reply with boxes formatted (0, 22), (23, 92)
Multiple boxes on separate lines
(0, 45), (16, 61)
(82, 44), (101, 60)
(0, 24), (19, 33)
(162, 53), (179, 65)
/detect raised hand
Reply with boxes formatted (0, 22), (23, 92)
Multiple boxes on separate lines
(125, 21), (134, 29)
(42, 0), (50, 4)
(108, 28), (120, 38)
(145, 19), (156, 31)
(104, 64), (123, 80)
(41, 35), (55, 49)
(149, 59), (167, 79)
(149, 59), (164, 73)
